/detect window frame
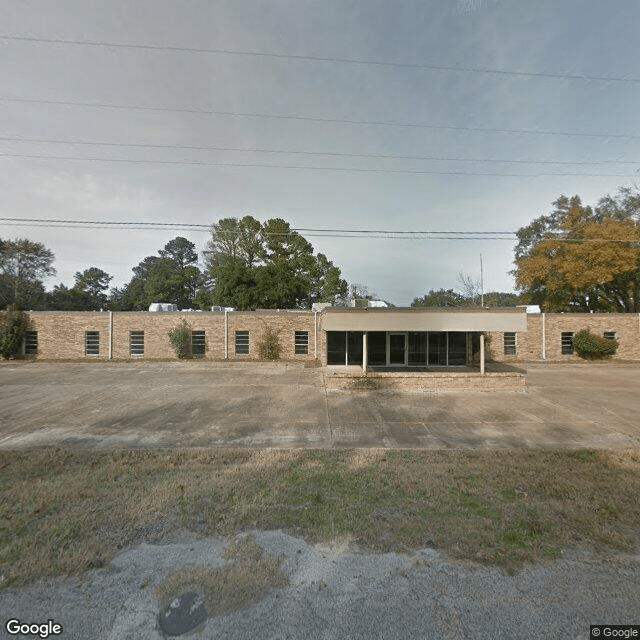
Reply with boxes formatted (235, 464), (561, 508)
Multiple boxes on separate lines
(191, 330), (206, 357)
(24, 331), (38, 355)
(130, 330), (144, 356)
(503, 332), (516, 356)
(235, 330), (249, 355)
(294, 330), (309, 355)
(561, 332), (574, 355)
(603, 331), (617, 342)
(85, 331), (100, 356)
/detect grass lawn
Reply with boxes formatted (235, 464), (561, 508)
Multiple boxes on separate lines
(1, 447), (639, 588)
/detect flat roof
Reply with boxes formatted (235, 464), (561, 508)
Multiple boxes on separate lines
(319, 307), (527, 332)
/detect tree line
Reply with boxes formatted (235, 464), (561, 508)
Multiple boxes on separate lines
(2, 187), (639, 313)
(0, 216), (349, 311)
(410, 272), (523, 308)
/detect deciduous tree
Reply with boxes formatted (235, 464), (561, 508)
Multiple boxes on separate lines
(0, 238), (55, 309)
(513, 190), (640, 312)
(205, 217), (347, 309)
(206, 216), (262, 268)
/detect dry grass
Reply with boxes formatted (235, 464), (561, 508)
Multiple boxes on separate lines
(155, 534), (288, 617)
(1, 447), (639, 587)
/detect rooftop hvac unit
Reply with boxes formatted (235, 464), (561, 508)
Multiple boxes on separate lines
(148, 303), (178, 312)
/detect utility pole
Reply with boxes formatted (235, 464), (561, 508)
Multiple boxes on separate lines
(480, 253), (484, 307)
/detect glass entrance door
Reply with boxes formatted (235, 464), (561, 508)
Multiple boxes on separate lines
(388, 333), (406, 365)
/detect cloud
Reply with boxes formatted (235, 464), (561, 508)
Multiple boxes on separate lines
(456, 0), (501, 15)
(33, 172), (165, 219)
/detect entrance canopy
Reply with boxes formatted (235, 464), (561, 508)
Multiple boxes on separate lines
(319, 307), (527, 333)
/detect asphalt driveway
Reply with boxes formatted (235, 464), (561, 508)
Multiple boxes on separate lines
(0, 361), (638, 450)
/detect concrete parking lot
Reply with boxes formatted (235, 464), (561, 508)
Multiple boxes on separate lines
(0, 361), (638, 450)
(1, 361), (639, 640)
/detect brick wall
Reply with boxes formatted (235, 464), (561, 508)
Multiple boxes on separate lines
(226, 311), (321, 361)
(22, 311), (640, 363)
(24, 312), (111, 360)
(25, 310), (322, 362)
(325, 371), (526, 392)
(489, 313), (640, 362)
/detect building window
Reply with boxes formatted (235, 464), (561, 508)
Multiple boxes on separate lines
(295, 331), (309, 355)
(447, 332), (467, 366)
(408, 332), (427, 366)
(561, 332), (574, 355)
(428, 332), (446, 365)
(192, 331), (206, 357)
(503, 332), (516, 356)
(130, 331), (144, 356)
(327, 331), (347, 365)
(604, 331), (617, 341)
(346, 332), (364, 365)
(85, 331), (100, 356)
(367, 332), (386, 366)
(326, 331), (365, 365)
(235, 331), (249, 355)
(24, 331), (38, 355)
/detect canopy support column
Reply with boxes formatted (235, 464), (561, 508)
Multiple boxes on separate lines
(362, 331), (368, 372)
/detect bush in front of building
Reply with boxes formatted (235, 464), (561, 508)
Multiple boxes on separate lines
(258, 324), (282, 360)
(572, 328), (618, 360)
(168, 319), (192, 359)
(0, 307), (31, 359)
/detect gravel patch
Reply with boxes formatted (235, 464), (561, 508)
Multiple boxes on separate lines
(1, 530), (638, 639)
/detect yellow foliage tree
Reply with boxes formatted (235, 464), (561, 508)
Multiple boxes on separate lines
(513, 190), (640, 312)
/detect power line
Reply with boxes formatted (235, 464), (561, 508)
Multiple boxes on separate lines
(0, 222), (211, 232)
(0, 217), (208, 228)
(0, 217), (516, 237)
(0, 225), (517, 239)
(1, 153), (638, 178)
(296, 229), (515, 235)
(0, 218), (636, 243)
(2, 34), (639, 84)
(2, 135), (638, 166)
(2, 96), (640, 140)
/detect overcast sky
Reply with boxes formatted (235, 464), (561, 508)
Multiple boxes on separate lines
(2, 0), (640, 306)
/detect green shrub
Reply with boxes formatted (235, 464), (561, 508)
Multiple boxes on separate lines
(168, 319), (192, 359)
(0, 307), (32, 359)
(258, 325), (282, 360)
(572, 328), (618, 360)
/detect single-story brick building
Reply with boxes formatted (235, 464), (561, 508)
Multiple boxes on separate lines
(16, 307), (640, 365)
